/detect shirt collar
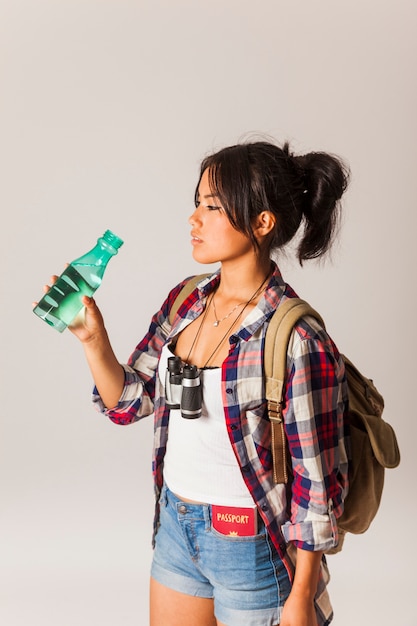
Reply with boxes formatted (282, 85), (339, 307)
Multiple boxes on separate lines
(169, 263), (292, 342)
(231, 263), (289, 342)
(195, 263), (290, 343)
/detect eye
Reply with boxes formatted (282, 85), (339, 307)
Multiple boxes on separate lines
(194, 199), (222, 211)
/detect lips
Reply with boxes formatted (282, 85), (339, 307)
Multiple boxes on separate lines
(191, 232), (202, 243)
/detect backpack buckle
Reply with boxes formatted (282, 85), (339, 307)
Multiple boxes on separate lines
(267, 400), (284, 422)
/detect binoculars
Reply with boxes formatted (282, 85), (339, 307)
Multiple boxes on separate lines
(165, 356), (202, 419)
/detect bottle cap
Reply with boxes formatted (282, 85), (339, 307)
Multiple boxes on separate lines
(102, 230), (124, 250)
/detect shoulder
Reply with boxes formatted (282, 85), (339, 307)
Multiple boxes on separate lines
(288, 314), (345, 378)
(167, 271), (219, 324)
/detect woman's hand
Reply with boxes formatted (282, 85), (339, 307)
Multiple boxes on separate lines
(35, 272), (107, 343)
(280, 590), (318, 626)
(35, 272), (124, 409)
(67, 294), (106, 344)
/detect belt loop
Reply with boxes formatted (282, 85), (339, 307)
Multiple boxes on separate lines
(160, 482), (168, 507)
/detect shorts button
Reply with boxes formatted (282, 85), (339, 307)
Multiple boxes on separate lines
(178, 505), (187, 514)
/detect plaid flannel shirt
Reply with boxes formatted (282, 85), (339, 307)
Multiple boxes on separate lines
(93, 264), (349, 626)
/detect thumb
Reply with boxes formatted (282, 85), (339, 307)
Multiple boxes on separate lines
(82, 295), (95, 307)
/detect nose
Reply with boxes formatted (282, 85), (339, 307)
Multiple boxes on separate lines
(188, 206), (201, 226)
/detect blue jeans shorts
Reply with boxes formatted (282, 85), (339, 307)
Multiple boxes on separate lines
(150, 484), (292, 626)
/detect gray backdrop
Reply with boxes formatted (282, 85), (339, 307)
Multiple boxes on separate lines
(1, 1), (415, 624)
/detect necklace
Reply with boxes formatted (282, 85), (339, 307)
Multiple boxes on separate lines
(212, 297), (246, 327)
(185, 273), (270, 368)
(211, 275), (269, 327)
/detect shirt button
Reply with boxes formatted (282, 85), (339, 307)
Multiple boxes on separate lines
(226, 388), (233, 394)
(178, 505), (187, 514)
(230, 424), (238, 431)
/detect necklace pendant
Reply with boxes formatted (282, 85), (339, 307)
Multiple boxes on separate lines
(213, 320), (220, 327)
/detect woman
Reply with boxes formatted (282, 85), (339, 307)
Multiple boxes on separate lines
(46, 140), (350, 626)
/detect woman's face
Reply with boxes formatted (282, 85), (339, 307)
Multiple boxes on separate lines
(189, 169), (254, 266)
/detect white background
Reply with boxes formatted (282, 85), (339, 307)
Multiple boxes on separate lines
(0, 1), (415, 624)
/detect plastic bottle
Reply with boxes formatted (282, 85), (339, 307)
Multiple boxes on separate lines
(33, 229), (124, 332)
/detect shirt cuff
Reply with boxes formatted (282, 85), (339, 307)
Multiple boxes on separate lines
(91, 365), (148, 423)
(281, 500), (339, 552)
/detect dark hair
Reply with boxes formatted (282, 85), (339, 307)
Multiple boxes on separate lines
(196, 141), (350, 264)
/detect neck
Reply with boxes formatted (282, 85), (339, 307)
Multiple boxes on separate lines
(216, 257), (273, 300)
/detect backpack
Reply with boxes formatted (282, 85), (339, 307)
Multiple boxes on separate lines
(169, 276), (401, 553)
(265, 298), (401, 553)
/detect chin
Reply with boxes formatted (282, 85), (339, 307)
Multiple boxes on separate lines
(192, 251), (218, 265)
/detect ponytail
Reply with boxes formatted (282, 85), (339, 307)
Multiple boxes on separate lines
(293, 150), (349, 263)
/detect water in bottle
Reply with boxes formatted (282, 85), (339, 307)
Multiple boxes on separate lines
(33, 230), (123, 332)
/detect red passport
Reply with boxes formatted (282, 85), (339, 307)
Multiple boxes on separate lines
(211, 504), (258, 536)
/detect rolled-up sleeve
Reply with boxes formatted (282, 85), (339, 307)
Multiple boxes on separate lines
(281, 324), (349, 552)
(92, 363), (155, 425)
(92, 280), (188, 425)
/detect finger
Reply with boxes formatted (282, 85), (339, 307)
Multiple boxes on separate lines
(41, 275), (59, 294)
(82, 295), (95, 307)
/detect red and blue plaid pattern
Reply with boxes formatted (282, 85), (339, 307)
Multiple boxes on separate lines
(93, 264), (348, 626)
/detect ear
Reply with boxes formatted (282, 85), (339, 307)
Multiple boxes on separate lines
(252, 211), (276, 242)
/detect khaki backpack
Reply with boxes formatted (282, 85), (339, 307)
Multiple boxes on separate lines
(169, 276), (401, 553)
(265, 298), (400, 553)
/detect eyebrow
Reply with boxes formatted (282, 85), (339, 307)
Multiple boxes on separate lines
(195, 189), (222, 205)
(196, 192), (220, 200)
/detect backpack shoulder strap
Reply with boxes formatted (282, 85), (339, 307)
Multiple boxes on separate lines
(169, 274), (211, 325)
(265, 298), (324, 483)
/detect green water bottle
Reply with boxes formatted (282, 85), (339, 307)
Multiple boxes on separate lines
(33, 229), (124, 332)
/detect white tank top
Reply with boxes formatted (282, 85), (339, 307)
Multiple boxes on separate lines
(158, 343), (254, 506)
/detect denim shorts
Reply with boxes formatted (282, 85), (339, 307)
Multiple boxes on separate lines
(150, 484), (292, 626)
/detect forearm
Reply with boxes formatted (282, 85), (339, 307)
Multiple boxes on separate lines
(280, 548), (322, 626)
(82, 329), (125, 409)
(291, 548), (322, 600)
